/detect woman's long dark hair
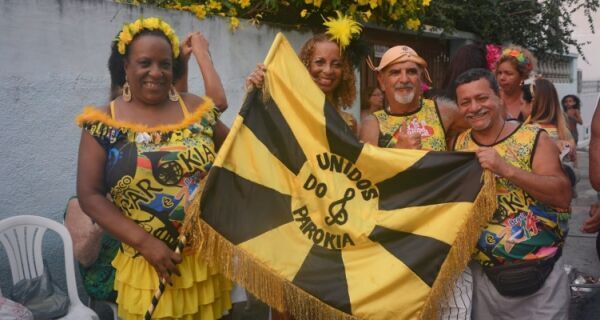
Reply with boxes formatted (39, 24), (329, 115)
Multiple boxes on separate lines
(441, 43), (487, 100)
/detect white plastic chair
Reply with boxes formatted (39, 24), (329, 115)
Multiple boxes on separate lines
(0, 215), (99, 319)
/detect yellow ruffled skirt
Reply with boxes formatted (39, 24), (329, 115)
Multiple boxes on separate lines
(112, 250), (232, 320)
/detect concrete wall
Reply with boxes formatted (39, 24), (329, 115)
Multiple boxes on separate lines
(578, 92), (600, 145)
(0, 0), (318, 293)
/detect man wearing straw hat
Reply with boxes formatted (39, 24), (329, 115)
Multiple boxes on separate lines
(360, 45), (464, 151)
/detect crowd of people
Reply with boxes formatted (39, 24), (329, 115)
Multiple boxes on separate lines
(3, 15), (598, 320)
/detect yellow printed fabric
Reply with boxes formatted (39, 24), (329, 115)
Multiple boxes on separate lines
(194, 34), (495, 320)
(373, 99), (447, 151)
(454, 124), (570, 267)
(76, 99), (231, 320)
(538, 123), (559, 140)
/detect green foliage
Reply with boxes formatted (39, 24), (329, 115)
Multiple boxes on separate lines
(118, 0), (432, 32)
(120, 0), (597, 60)
(422, 0), (599, 60)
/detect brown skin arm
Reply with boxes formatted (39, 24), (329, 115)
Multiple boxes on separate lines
(590, 104), (600, 191)
(174, 34), (192, 94)
(177, 32), (228, 112)
(214, 119), (230, 152)
(582, 202), (600, 233)
(64, 197), (103, 267)
(438, 98), (469, 136)
(76, 130), (182, 284)
(359, 114), (380, 146)
(573, 108), (583, 125)
(476, 132), (572, 208)
(190, 32), (227, 111)
(437, 97), (468, 149)
(245, 64), (266, 91)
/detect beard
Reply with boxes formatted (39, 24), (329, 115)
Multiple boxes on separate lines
(393, 90), (415, 105)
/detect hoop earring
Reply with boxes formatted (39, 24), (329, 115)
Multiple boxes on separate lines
(122, 81), (132, 102)
(169, 86), (180, 102)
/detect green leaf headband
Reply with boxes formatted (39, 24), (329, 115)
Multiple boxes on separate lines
(115, 17), (180, 58)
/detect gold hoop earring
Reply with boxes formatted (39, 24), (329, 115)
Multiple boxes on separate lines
(169, 86), (180, 102)
(122, 81), (132, 102)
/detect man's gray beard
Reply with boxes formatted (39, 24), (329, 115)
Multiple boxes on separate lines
(394, 91), (415, 105)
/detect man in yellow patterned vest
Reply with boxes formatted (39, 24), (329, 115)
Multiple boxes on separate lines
(454, 68), (572, 319)
(360, 45), (464, 151)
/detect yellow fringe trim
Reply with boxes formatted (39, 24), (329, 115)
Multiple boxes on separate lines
(182, 169), (496, 320)
(183, 181), (358, 320)
(419, 170), (496, 319)
(74, 97), (215, 132)
(194, 221), (359, 320)
(181, 179), (207, 253)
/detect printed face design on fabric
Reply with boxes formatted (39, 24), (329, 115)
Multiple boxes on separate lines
(293, 152), (379, 250)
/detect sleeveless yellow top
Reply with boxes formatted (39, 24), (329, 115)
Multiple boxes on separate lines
(538, 123), (559, 140)
(454, 124), (569, 267)
(373, 98), (446, 151)
(76, 97), (231, 320)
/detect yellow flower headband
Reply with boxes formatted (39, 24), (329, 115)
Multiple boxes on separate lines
(115, 17), (180, 58)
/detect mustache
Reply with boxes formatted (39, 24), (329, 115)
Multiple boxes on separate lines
(394, 84), (414, 90)
(467, 110), (487, 118)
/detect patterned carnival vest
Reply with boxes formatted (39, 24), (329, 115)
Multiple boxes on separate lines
(454, 123), (570, 267)
(373, 98), (447, 151)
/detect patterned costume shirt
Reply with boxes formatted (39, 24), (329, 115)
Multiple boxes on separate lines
(373, 98), (447, 151)
(454, 124), (570, 267)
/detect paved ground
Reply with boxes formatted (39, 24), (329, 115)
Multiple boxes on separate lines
(564, 149), (600, 320)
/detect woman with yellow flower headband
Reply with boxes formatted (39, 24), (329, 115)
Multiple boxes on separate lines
(494, 46), (537, 122)
(76, 17), (232, 319)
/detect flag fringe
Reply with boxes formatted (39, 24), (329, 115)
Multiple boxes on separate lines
(199, 220), (359, 320)
(180, 179), (207, 253)
(183, 190), (358, 320)
(419, 170), (496, 319)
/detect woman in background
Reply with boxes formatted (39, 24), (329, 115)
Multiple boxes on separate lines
(360, 86), (384, 124)
(495, 46), (537, 121)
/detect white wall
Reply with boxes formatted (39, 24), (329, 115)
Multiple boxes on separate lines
(0, 0), (316, 292)
(578, 92), (600, 145)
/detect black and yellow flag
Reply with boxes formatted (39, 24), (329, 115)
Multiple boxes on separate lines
(190, 33), (495, 320)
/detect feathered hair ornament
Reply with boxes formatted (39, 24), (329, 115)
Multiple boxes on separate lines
(323, 11), (362, 52)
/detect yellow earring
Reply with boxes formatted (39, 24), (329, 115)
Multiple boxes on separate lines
(169, 86), (180, 102)
(122, 80), (132, 102)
